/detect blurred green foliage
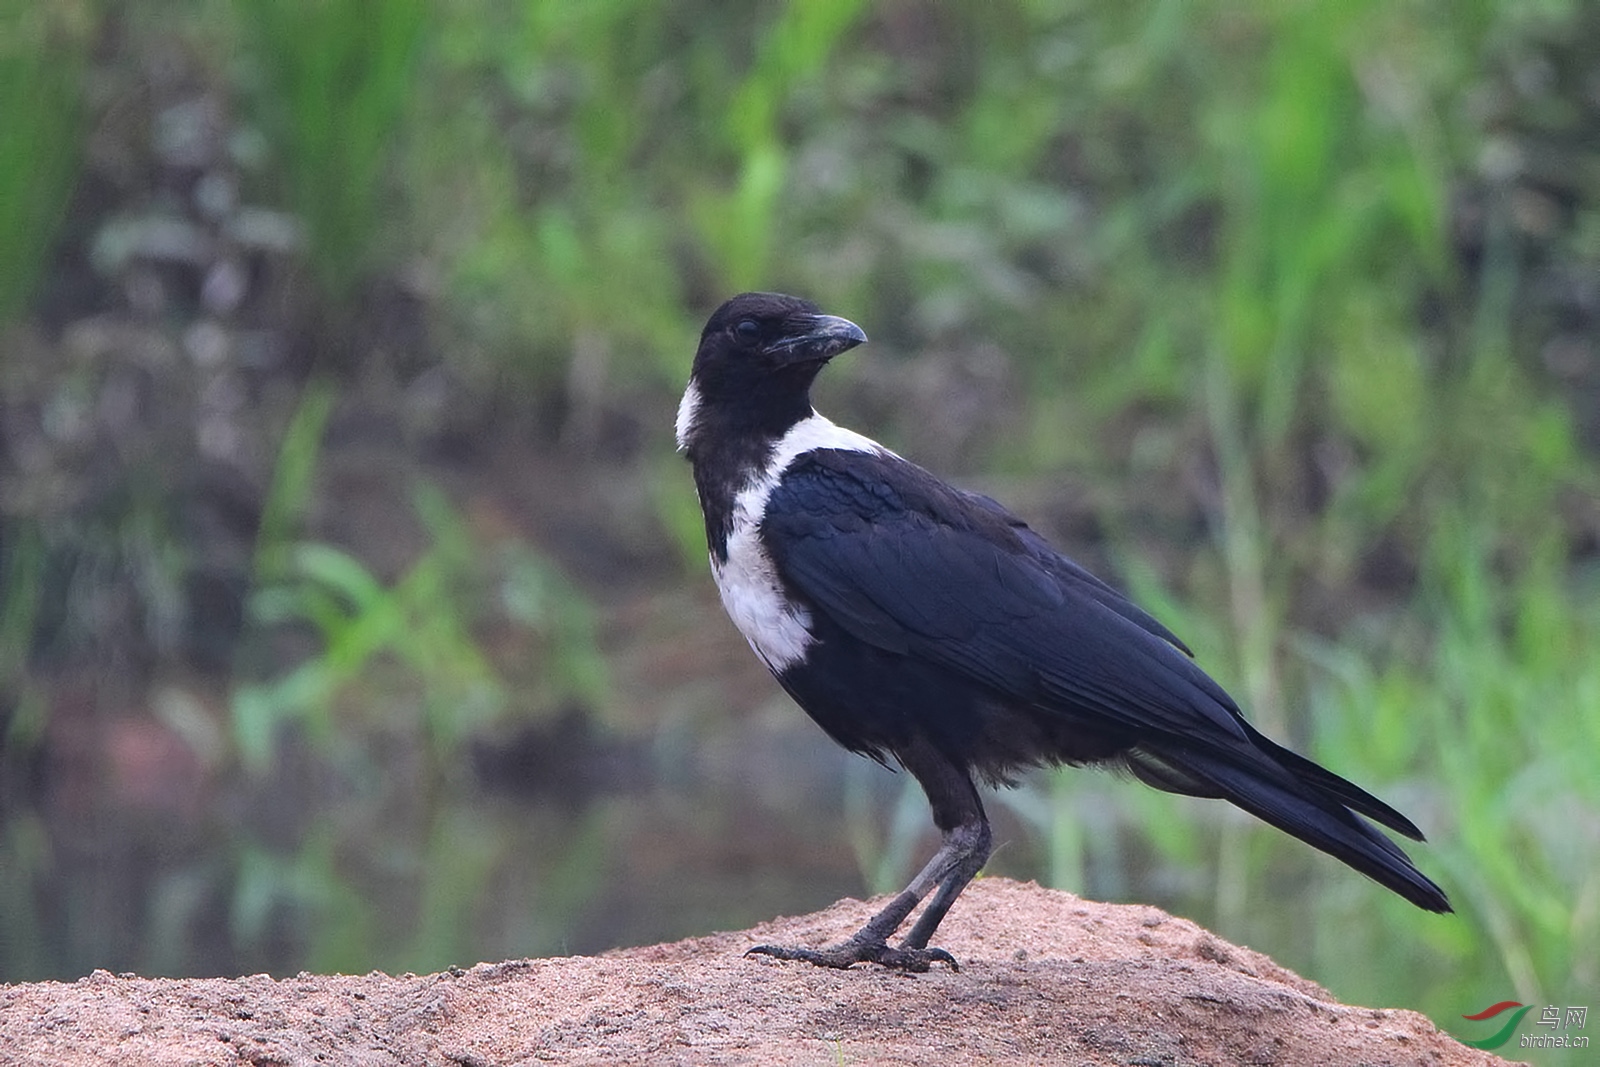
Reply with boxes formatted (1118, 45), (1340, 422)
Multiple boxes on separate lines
(237, 374), (610, 775)
(1305, 520), (1600, 1019)
(1, 0), (1597, 1051)
(239, 0), (428, 303)
(234, 481), (608, 774)
(0, 1), (93, 326)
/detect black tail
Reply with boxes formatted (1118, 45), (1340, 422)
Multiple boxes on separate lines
(1123, 738), (1451, 914)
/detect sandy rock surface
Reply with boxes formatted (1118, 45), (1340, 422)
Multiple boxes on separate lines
(0, 878), (1508, 1066)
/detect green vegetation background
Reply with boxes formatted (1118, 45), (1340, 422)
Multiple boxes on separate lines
(1, 0), (1596, 1053)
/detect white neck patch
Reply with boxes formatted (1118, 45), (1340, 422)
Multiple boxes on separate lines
(711, 412), (889, 672)
(674, 380), (702, 452)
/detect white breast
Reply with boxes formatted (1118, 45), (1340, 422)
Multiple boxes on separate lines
(710, 413), (888, 673)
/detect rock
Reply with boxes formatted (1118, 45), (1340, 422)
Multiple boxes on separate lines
(0, 878), (1507, 1066)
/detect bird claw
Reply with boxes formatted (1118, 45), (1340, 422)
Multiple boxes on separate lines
(745, 938), (959, 973)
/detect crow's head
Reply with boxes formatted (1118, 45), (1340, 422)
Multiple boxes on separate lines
(678, 292), (867, 451)
(693, 292), (866, 383)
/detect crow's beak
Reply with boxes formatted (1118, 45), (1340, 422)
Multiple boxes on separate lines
(767, 314), (868, 364)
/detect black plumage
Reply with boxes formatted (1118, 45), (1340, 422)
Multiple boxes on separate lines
(677, 292), (1449, 972)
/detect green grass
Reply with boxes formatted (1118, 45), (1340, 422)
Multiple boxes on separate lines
(238, 0), (428, 304)
(234, 480), (607, 775)
(0, 1), (93, 326)
(1307, 522), (1600, 1027)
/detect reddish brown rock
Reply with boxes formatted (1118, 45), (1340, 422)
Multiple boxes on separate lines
(0, 878), (1509, 1066)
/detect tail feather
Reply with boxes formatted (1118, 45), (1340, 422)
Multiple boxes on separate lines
(1239, 722), (1426, 841)
(1130, 742), (1451, 913)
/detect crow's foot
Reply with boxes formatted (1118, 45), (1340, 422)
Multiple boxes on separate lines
(745, 938), (958, 973)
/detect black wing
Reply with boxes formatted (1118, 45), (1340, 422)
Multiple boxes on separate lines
(960, 487), (1193, 656)
(761, 449), (1449, 912)
(761, 449), (1249, 745)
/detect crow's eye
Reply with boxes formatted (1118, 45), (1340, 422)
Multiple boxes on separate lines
(734, 319), (760, 341)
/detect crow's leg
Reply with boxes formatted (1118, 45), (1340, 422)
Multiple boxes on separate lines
(895, 817), (990, 952)
(748, 739), (991, 972)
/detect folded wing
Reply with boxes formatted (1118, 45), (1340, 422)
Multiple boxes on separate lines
(761, 449), (1450, 912)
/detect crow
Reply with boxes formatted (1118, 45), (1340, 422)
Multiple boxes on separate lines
(676, 291), (1449, 971)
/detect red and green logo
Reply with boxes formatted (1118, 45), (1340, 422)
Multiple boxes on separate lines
(1463, 1000), (1591, 1051)
(1461, 1001), (1533, 1050)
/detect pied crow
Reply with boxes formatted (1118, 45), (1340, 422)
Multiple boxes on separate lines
(677, 291), (1450, 972)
